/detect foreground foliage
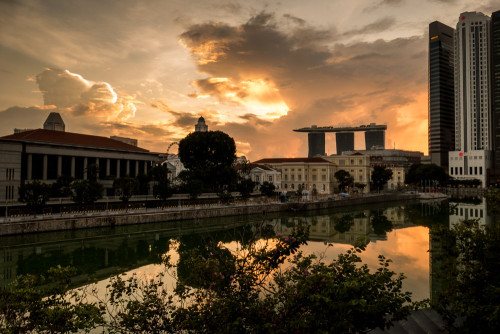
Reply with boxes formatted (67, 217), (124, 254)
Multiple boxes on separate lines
(432, 220), (500, 333)
(0, 224), (423, 333)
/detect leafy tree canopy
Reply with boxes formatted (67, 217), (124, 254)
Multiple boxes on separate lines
(335, 170), (354, 192)
(178, 131), (236, 171)
(371, 166), (393, 191)
(260, 181), (276, 197)
(113, 177), (139, 203)
(405, 163), (448, 185)
(18, 180), (51, 212)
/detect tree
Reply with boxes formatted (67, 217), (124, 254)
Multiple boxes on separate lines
(334, 214), (354, 233)
(260, 181), (276, 197)
(335, 170), (354, 192)
(149, 165), (173, 200)
(371, 212), (393, 235)
(432, 220), (500, 333)
(50, 175), (74, 198)
(1, 224), (425, 333)
(237, 178), (255, 200)
(71, 180), (103, 205)
(18, 180), (51, 213)
(178, 131), (236, 171)
(178, 131), (238, 192)
(354, 182), (366, 192)
(136, 173), (151, 195)
(405, 163), (448, 186)
(371, 166), (393, 192)
(0, 266), (103, 333)
(113, 177), (139, 203)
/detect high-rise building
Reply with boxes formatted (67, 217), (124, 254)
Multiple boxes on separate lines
(492, 10), (500, 183)
(428, 21), (455, 167)
(449, 12), (492, 186)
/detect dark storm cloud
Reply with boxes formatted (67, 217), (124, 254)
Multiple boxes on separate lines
(150, 100), (217, 130)
(0, 106), (54, 135)
(343, 17), (396, 36)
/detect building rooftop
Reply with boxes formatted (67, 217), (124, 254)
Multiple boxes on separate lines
(1, 129), (150, 153)
(254, 157), (332, 164)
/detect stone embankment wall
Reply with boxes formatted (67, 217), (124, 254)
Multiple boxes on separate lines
(0, 194), (417, 236)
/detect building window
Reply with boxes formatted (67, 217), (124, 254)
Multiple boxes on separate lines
(269, 176), (273, 182)
(312, 175), (317, 181)
(322, 175), (326, 181)
(298, 174), (302, 181)
(291, 184), (295, 189)
(255, 175), (260, 182)
(322, 184), (326, 191)
(480, 167), (483, 175)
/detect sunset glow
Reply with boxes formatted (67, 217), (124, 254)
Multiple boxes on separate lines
(1, 0), (496, 159)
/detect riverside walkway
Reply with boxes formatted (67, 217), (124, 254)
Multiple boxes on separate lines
(0, 193), (418, 236)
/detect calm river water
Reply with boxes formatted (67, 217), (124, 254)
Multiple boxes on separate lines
(0, 198), (490, 303)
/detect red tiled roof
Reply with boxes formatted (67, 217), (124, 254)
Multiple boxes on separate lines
(1, 129), (150, 153)
(253, 157), (332, 164)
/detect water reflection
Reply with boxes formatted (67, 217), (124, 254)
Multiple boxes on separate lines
(2, 199), (487, 304)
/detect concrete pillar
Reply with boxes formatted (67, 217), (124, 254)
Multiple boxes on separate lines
(106, 159), (110, 177)
(57, 156), (62, 177)
(42, 155), (48, 180)
(27, 154), (32, 180)
(126, 160), (130, 176)
(135, 160), (139, 177)
(83, 157), (88, 180)
(144, 161), (148, 174)
(71, 157), (75, 178)
(96, 158), (100, 179)
(117, 160), (121, 178)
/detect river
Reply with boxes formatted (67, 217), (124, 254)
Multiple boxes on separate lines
(0, 198), (487, 304)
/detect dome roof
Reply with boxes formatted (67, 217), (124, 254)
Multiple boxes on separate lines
(198, 116), (205, 122)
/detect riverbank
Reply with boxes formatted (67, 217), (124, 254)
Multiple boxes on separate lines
(0, 193), (418, 236)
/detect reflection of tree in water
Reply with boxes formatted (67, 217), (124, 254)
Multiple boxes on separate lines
(370, 212), (393, 235)
(334, 214), (354, 233)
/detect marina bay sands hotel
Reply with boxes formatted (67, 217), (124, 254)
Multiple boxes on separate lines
(294, 123), (387, 157)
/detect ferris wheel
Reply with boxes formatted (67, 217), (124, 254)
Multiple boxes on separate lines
(166, 142), (179, 154)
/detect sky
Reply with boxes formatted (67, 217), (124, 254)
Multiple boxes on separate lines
(0, 0), (498, 160)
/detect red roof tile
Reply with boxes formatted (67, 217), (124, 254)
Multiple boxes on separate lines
(253, 157), (332, 164)
(1, 129), (149, 153)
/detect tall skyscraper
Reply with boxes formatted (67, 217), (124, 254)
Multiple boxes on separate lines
(492, 10), (500, 182)
(449, 12), (492, 186)
(429, 21), (455, 167)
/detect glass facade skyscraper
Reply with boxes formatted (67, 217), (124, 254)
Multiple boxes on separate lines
(429, 21), (455, 167)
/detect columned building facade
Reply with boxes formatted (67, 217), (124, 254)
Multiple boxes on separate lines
(449, 12), (493, 186)
(0, 129), (159, 202)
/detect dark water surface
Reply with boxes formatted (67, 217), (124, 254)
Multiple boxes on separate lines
(1, 198), (483, 303)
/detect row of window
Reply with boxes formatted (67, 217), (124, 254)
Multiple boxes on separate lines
(4, 168), (14, 181)
(4, 185), (15, 200)
(453, 207), (484, 219)
(449, 166), (483, 175)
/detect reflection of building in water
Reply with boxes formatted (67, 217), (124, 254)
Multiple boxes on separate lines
(449, 198), (491, 227)
(383, 207), (405, 226)
(0, 218), (252, 288)
(274, 208), (416, 246)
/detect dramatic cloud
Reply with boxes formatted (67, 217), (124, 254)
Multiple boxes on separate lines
(343, 17), (397, 36)
(180, 13), (427, 159)
(0, 105), (55, 135)
(36, 68), (136, 122)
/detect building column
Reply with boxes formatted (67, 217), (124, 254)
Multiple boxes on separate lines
(144, 161), (148, 174)
(27, 154), (32, 180)
(116, 160), (121, 178)
(83, 157), (88, 180)
(135, 160), (139, 177)
(71, 157), (75, 178)
(42, 155), (48, 181)
(126, 160), (130, 176)
(57, 156), (62, 177)
(106, 159), (110, 177)
(96, 158), (100, 179)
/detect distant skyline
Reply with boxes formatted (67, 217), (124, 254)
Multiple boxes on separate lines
(0, 0), (498, 160)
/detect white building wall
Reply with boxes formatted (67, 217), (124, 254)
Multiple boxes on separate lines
(450, 12), (492, 186)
